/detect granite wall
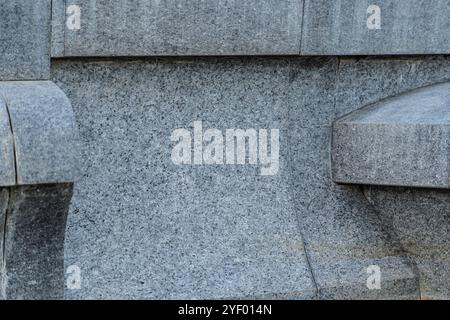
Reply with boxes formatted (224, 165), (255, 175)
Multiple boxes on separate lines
(51, 55), (450, 299)
(1, 0), (450, 300)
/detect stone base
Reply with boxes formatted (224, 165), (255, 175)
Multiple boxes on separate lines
(0, 184), (73, 300)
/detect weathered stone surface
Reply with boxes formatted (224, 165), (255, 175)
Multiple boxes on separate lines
(51, 0), (66, 57)
(0, 81), (80, 185)
(364, 186), (450, 300)
(52, 57), (420, 299)
(2, 184), (73, 299)
(56, 0), (303, 57)
(0, 81), (79, 299)
(53, 58), (317, 299)
(335, 56), (450, 118)
(334, 56), (450, 299)
(288, 125), (419, 299)
(332, 82), (450, 188)
(0, 0), (51, 80)
(0, 188), (8, 299)
(301, 0), (450, 55)
(0, 98), (15, 187)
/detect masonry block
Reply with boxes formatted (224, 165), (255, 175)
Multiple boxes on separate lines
(0, 82), (80, 185)
(0, 81), (80, 299)
(332, 82), (450, 188)
(0, 0), (51, 80)
(301, 0), (450, 55)
(52, 57), (420, 299)
(1, 184), (73, 299)
(53, 0), (303, 57)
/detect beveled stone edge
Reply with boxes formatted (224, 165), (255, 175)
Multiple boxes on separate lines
(0, 81), (80, 187)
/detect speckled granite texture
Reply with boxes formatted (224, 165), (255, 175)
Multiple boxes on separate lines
(364, 186), (450, 300)
(53, 58), (318, 299)
(332, 82), (450, 188)
(1, 184), (73, 300)
(0, 81), (80, 185)
(302, 0), (450, 55)
(1, 0), (449, 302)
(55, 0), (303, 56)
(0, 0), (51, 80)
(52, 0), (450, 57)
(51, 55), (450, 299)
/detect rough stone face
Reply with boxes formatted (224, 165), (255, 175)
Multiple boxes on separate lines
(0, 81), (80, 299)
(0, 0), (51, 80)
(332, 82), (450, 188)
(301, 0), (450, 55)
(51, 0), (66, 57)
(288, 125), (418, 299)
(0, 99), (15, 187)
(0, 81), (80, 185)
(1, 184), (73, 300)
(53, 58), (317, 299)
(56, 0), (303, 56)
(335, 56), (450, 119)
(364, 186), (450, 300)
(0, 188), (8, 299)
(334, 56), (450, 299)
(52, 57), (420, 299)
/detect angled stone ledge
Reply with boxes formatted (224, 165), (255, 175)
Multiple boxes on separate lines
(0, 0), (51, 80)
(301, 0), (450, 55)
(54, 0), (303, 57)
(332, 82), (450, 188)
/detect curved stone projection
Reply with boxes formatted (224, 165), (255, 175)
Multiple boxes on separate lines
(0, 81), (80, 299)
(332, 82), (450, 188)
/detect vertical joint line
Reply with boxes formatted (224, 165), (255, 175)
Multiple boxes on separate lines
(299, 0), (307, 54)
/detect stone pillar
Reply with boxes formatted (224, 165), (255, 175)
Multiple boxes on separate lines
(0, 1), (80, 299)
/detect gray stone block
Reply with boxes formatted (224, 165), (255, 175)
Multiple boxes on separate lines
(0, 188), (8, 299)
(0, 81), (81, 185)
(335, 56), (450, 119)
(53, 58), (316, 299)
(312, 257), (419, 300)
(55, 0), (303, 57)
(364, 186), (450, 299)
(0, 98), (15, 187)
(0, 0), (51, 80)
(334, 56), (450, 299)
(1, 184), (73, 299)
(51, 0), (66, 57)
(289, 58), (338, 127)
(332, 82), (450, 188)
(52, 57), (421, 299)
(301, 0), (450, 55)
(288, 125), (419, 299)
(0, 81), (80, 299)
